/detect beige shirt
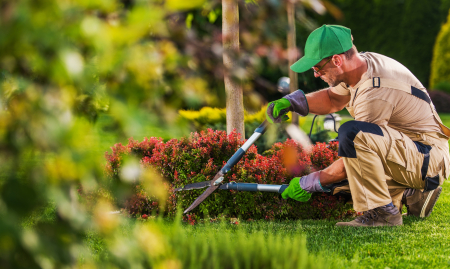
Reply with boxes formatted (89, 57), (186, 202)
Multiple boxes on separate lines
(331, 52), (442, 138)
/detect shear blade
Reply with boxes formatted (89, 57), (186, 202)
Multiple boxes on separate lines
(175, 181), (211, 191)
(183, 171), (224, 214)
(183, 184), (220, 214)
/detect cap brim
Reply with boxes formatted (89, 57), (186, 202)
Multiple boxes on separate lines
(290, 57), (321, 73)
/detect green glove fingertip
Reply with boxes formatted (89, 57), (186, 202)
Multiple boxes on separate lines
(273, 98), (291, 117)
(266, 98), (291, 124)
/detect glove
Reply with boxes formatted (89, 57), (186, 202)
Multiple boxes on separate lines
(283, 90), (309, 116)
(266, 98), (291, 124)
(281, 177), (312, 202)
(281, 171), (330, 202)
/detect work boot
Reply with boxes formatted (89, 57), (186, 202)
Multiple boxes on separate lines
(336, 204), (403, 227)
(402, 187), (442, 218)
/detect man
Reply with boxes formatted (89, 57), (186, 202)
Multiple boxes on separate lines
(266, 25), (450, 227)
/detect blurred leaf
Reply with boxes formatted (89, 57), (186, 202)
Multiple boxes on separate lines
(208, 9), (218, 23)
(166, 0), (207, 11)
(186, 13), (194, 29)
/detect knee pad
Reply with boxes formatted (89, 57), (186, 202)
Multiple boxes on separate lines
(338, 121), (383, 158)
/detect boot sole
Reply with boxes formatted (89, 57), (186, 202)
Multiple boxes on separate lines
(335, 212), (403, 227)
(420, 187), (442, 218)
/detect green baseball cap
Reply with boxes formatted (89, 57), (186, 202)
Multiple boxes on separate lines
(291, 25), (353, 73)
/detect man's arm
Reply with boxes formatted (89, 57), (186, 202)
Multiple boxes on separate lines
(282, 158), (347, 201)
(319, 158), (347, 185)
(306, 88), (350, 115)
(266, 87), (350, 123)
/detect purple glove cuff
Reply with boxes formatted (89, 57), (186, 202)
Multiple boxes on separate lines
(299, 171), (330, 193)
(283, 90), (309, 116)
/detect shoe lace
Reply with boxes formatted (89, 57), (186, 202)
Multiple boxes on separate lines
(358, 209), (378, 224)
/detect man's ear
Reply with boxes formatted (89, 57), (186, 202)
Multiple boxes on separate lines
(332, 55), (344, 67)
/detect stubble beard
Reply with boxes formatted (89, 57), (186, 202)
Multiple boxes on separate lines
(323, 72), (344, 87)
(327, 80), (341, 87)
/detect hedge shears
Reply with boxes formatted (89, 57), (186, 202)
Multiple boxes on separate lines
(178, 111), (347, 214)
(180, 114), (290, 214)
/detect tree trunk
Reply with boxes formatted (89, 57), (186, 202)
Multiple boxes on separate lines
(223, 0), (245, 139)
(287, 0), (299, 125)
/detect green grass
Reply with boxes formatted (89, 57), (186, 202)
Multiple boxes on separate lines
(298, 180), (450, 268)
(83, 218), (329, 268)
(85, 112), (450, 268)
(85, 181), (450, 268)
(27, 113), (450, 268)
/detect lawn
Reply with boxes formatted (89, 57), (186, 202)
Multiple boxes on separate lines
(79, 112), (450, 268)
(84, 180), (450, 268)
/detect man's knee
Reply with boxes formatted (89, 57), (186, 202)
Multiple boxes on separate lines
(338, 121), (384, 158)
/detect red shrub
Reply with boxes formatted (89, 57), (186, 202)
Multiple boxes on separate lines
(310, 142), (339, 170)
(124, 187), (158, 216)
(105, 143), (129, 178)
(104, 129), (353, 220)
(128, 137), (164, 159)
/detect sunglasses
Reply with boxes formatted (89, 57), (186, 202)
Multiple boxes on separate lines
(312, 57), (332, 75)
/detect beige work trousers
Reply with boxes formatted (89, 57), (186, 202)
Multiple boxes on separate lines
(337, 123), (449, 212)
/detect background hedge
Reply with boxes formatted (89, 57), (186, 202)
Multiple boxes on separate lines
(430, 10), (450, 92)
(313, 0), (447, 89)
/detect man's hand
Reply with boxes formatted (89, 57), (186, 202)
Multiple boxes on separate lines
(265, 98), (291, 124)
(281, 171), (330, 202)
(281, 177), (312, 202)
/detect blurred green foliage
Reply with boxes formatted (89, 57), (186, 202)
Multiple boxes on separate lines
(430, 10), (450, 92)
(0, 0), (219, 267)
(166, 0), (333, 111)
(85, 215), (333, 269)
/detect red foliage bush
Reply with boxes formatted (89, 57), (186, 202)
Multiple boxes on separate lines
(310, 142), (339, 170)
(124, 186), (160, 216)
(105, 129), (353, 220)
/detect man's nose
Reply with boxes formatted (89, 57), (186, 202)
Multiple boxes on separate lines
(314, 71), (321, 78)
